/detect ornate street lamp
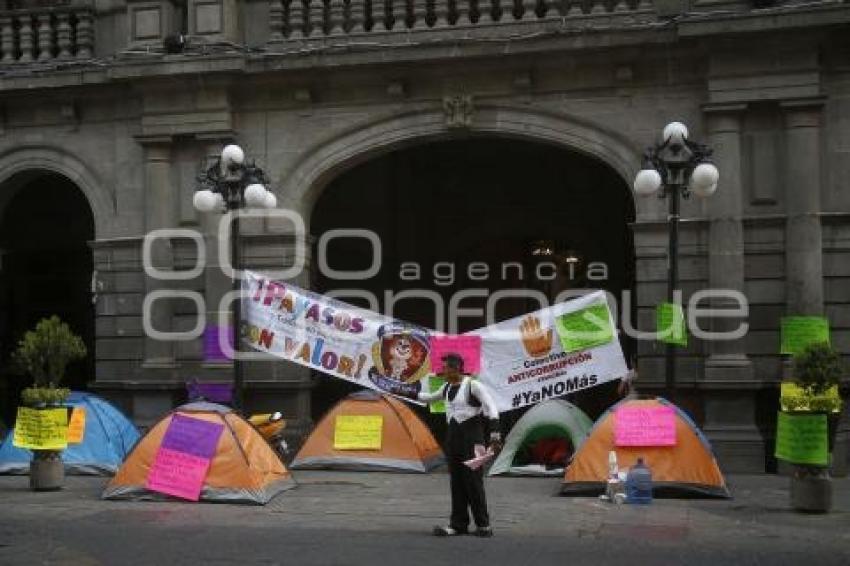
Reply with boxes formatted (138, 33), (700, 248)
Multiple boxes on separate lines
(633, 122), (719, 399)
(193, 144), (277, 412)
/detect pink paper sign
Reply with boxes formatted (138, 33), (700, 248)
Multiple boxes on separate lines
(145, 447), (212, 501)
(429, 335), (482, 374)
(614, 406), (677, 447)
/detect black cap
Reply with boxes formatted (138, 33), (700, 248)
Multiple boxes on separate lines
(441, 352), (465, 371)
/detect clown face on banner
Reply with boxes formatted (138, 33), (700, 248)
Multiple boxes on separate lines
(367, 323), (431, 395)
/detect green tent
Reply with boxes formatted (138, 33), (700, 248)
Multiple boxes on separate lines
(489, 399), (593, 477)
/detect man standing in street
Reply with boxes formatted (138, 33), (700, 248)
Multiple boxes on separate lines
(417, 352), (502, 537)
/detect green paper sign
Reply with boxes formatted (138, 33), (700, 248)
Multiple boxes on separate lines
(554, 302), (614, 353)
(428, 375), (446, 414)
(775, 411), (828, 466)
(656, 302), (687, 346)
(780, 316), (830, 356)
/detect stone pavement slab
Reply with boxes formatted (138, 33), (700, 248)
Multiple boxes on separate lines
(0, 472), (848, 565)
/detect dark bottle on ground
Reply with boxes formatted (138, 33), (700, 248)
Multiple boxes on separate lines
(625, 457), (652, 504)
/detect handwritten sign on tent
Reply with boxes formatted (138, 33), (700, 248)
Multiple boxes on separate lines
(12, 407), (68, 450)
(333, 415), (383, 450)
(656, 302), (687, 346)
(554, 302), (614, 353)
(146, 448), (215, 502)
(429, 335), (482, 374)
(780, 316), (830, 356)
(775, 411), (828, 466)
(614, 405), (677, 447)
(67, 407), (86, 444)
(145, 415), (224, 501)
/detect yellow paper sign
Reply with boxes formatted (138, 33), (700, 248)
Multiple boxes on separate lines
(333, 415), (383, 450)
(67, 407), (86, 444)
(780, 382), (841, 414)
(12, 407), (69, 450)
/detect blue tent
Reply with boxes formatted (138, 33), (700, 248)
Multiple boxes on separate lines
(0, 391), (140, 475)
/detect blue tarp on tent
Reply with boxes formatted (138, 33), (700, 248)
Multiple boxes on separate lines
(0, 391), (140, 475)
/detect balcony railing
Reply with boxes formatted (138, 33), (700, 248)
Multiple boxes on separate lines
(0, 6), (94, 65)
(268, 0), (655, 41)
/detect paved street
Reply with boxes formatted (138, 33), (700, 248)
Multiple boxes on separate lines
(1, 471), (848, 565)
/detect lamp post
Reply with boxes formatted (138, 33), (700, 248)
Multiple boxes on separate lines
(633, 122), (719, 400)
(193, 144), (277, 412)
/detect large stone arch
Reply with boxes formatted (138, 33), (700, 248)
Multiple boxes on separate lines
(281, 104), (641, 224)
(0, 146), (114, 237)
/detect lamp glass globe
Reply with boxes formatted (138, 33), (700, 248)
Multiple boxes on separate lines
(221, 144), (245, 167)
(634, 169), (662, 196)
(193, 190), (217, 212)
(690, 163), (719, 192)
(691, 182), (718, 198)
(663, 121), (689, 145)
(244, 183), (267, 207)
(264, 191), (278, 209)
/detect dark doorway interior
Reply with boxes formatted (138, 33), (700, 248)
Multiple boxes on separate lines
(0, 172), (95, 426)
(310, 138), (635, 430)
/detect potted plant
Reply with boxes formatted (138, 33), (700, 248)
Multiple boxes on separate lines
(783, 343), (844, 513)
(12, 316), (86, 491)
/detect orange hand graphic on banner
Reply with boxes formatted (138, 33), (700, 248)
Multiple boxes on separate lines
(520, 316), (553, 358)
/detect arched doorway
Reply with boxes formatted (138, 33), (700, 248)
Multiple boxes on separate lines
(309, 137), (635, 430)
(0, 171), (95, 425)
(310, 137), (635, 426)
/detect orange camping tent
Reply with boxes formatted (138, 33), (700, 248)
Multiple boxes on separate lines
(562, 397), (730, 498)
(103, 402), (294, 504)
(291, 391), (444, 472)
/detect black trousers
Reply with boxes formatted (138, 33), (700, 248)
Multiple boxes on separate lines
(446, 417), (490, 530)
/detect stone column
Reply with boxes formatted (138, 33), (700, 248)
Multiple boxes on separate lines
(779, 99), (845, 475)
(781, 99), (824, 318)
(699, 104), (762, 473)
(141, 139), (177, 371)
(704, 105), (753, 376)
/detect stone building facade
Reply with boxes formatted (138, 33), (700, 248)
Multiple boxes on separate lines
(0, 0), (848, 473)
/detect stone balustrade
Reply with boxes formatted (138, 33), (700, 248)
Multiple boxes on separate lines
(0, 6), (94, 65)
(268, 0), (655, 40)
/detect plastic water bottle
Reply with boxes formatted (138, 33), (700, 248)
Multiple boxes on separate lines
(608, 451), (619, 479)
(605, 451), (626, 504)
(625, 457), (653, 504)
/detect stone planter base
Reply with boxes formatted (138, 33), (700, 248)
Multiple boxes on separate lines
(30, 451), (64, 491)
(790, 467), (832, 513)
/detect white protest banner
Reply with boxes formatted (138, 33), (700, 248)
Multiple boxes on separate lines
(241, 271), (431, 402)
(468, 291), (628, 412)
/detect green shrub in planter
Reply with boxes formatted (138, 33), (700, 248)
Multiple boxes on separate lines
(793, 342), (843, 397)
(12, 316), (86, 491)
(13, 315), (86, 390)
(784, 343), (845, 513)
(20, 386), (71, 408)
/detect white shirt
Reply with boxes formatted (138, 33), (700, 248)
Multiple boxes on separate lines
(418, 376), (500, 424)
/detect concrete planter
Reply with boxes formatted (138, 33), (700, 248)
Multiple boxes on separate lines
(788, 413), (839, 513)
(30, 450), (64, 491)
(790, 465), (831, 513)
